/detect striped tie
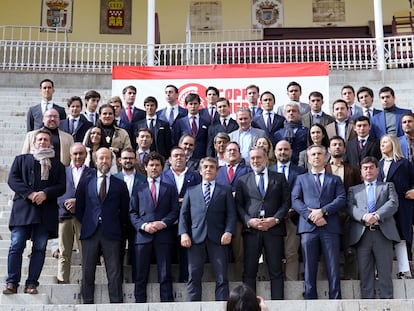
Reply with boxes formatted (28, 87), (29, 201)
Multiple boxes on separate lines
(204, 182), (211, 206)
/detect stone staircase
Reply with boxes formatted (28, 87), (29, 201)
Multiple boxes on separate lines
(1, 71), (414, 309)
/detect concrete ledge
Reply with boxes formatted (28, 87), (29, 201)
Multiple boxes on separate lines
(0, 293), (50, 304)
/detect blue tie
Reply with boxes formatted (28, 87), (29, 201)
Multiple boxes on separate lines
(258, 173), (265, 197)
(204, 182), (211, 206)
(367, 183), (376, 213)
(169, 108), (174, 126)
(314, 173), (322, 193)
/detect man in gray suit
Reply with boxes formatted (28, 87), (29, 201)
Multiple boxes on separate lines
(229, 107), (266, 164)
(347, 156), (400, 299)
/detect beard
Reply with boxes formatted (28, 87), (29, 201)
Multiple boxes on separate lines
(97, 163), (110, 174)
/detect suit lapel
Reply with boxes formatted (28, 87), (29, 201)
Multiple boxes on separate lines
(386, 160), (400, 181)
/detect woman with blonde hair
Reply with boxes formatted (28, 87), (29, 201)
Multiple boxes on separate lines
(253, 136), (276, 166)
(379, 134), (414, 278)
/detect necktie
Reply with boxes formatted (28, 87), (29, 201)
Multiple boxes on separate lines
(99, 174), (106, 202)
(359, 139), (365, 150)
(149, 118), (154, 130)
(267, 112), (272, 131)
(69, 118), (76, 134)
(228, 164), (234, 183)
(314, 173), (322, 193)
(367, 183), (376, 213)
(366, 109), (372, 119)
(210, 107), (214, 120)
(258, 172), (265, 197)
(204, 182), (211, 206)
(348, 106), (353, 117)
(252, 107), (256, 117)
(191, 116), (198, 136)
(140, 152), (146, 165)
(89, 113), (95, 125)
(150, 178), (157, 206)
(222, 118), (227, 130)
(169, 107), (175, 126)
(127, 106), (132, 122)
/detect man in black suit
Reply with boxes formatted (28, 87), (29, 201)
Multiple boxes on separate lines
(82, 90), (101, 126)
(130, 152), (180, 303)
(235, 147), (290, 299)
(27, 79), (66, 132)
(251, 91), (285, 146)
(199, 86), (220, 125)
(120, 85), (146, 126)
(346, 116), (381, 169)
(269, 140), (306, 281)
(59, 96), (93, 142)
(134, 96), (172, 159)
(179, 157), (236, 301)
(207, 98), (238, 157)
(75, 147), (130, 304)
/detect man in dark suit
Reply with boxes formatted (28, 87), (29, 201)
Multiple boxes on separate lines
(161, 146), (201, 282)
(114, 148), (146, 282)
(292, 145), (346, 299)
(273, 102), (308, 165)
(235, 147), (290, 299)
(356, 86), (382, 120)
(57, 143), (92, 284)
(207, 98), (238, 157)
(348, 156), (400, 298)
(134, 96), (172, 159)
(59, 96), (93, 142)
(300, 91), (335, 129)
(3, 129), (65, 295)
(251, 91), (285, 146)
(81, 90), (101, 126)
(269, 140), (306, 281)
(346, 116), (381, 169)
(371, 86), (412, 138)
(341, 85), (363, 120)
(130, 152), (180, 303)
(120, 85), (146, 126)
(157, 84), (187, 128)
(399, 112), (414, 162)
(27, 79), (66, 132)
(172, 93), (210, 159)
(246, 84), (262, 118)
(199, 86), (220, 125)
(179, 157), (236, 301)
(75, 147), (130, 304)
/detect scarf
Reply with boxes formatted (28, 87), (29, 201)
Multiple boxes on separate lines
(283, 120), (302, 144)
(31, 147), (55, 180)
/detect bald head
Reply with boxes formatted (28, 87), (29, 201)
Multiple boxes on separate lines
(274, 140), (292, 164)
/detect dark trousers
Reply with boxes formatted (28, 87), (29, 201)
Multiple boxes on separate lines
(81, 225), (123, 303)
(134, 242), (174, 303)
(355, 229), (394, 299)
(187, 238), (230, 301)
(301, 228), (341, 299)
(243, 230), (284, 300)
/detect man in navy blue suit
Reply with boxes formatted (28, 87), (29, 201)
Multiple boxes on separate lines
(235, 147), (290, 299)
(130, 152), (180, 303)
(269, 140), (306, 281)
(76, 147), (130, 304)
(292, 145), (346, 299)
(172, 93), (210, 159)
(199, 86), (220, 125)
(120, 85), (146, 126)
(157, 84), (188, 128)
(59, 96), (93, 142)
(399, 112), (414, 162)
(356, 86), (382, 120)
(179, 157), (236, 301)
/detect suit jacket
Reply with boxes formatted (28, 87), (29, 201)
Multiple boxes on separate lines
(22, 129), (74, 166)
(113, 170), (147, 196)
(179, 182), (236, 244)
(301, 111), (335, 129)
(347, 182), (400, 245)
(348, 104), (363, 120)
(157, 105), (188, 128)
(269, 162), (307, 189)
(120, 106), (146, 124)
(161, 168), (201, 199)
(273, 126), (308, 165)
(251, 112), (285, 146)
(325, 119), (357, 143)
(130, 180), (180, 244)
(235, 170), (290, 235)
(75, 174), (130, 241)
(59, 114), (93, 142)
(8, 154), (66, 238)
(292, 172), (346, 234)
(276, 102), (311, 116)
(371, 106), (412, 138)
(27, 103), (67, 132)
(206, 118), (239, 157)
(134, 118), (172, 158)
(172, 115), (210, 159)
(346, 136), (381, 169)
(82, 111), (99, 125)
(58, 165), (93, 220)
(325, 162), (361, 193)
(216, 162), (252, 193)
(229, 127), (266, 151)
(398, 135), (410, 159)
(199, 107), (220, 125)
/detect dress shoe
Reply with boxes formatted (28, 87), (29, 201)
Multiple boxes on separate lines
(3, 284), (17, 294)
(24, 284), (38, 294)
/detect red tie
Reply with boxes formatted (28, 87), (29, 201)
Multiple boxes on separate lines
(127, 106), (132, 122)
(228, 165), (234, 183)
(191, 116), (198, 136)
(150, 178), (157, 206)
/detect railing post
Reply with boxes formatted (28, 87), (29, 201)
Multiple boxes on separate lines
(374, 0), (386, 70)
(147, 0), (155, 66)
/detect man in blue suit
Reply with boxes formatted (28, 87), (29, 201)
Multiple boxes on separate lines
(157, 84), (188, 128)
(120, 85), (146, 126)
(59, 96), (93, 142)
(75, 147), (130, 304)
(236, 147), (290, 299)
(356, 86), (382, 120)
(399, 112), (414, 162)
(130, 152), (180, 303)
(371, 86), (412, 138)
(179, 157), (236, 301)
(292, 145), (346, 299)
